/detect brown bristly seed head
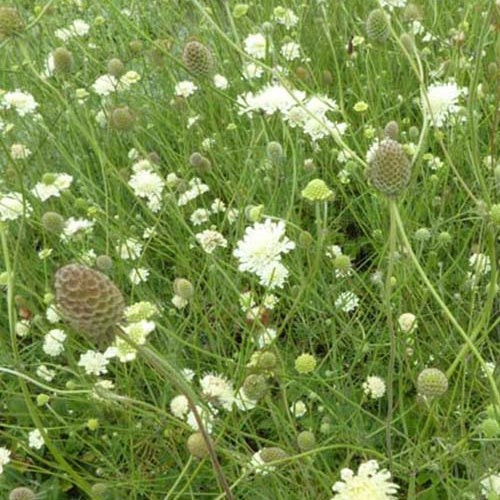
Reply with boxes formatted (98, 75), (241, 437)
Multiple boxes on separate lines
(54, 263), (125, 339)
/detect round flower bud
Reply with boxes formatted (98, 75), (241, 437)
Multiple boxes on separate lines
(409, 126), (419, 140)
(54, 263), (125, 339)
(414, 227), (431, 242)
(489, 204), (500, 225)
(295, 353), (317, 374)
(189, 152), (203, 167)
(266, 141), (284, 163)
(367, 139), (411, 197)
(437, 231), (452, 245)
(298, 230), (314, 248)
(260, 447), (288, 464)
(0, 7), (23, 38)
(187, 432), (211, 459)
(242, 374), (268, 400)
(8, 488), (36, 500)
(297, 430), (316, 451)
(479, 418), (500, 438)
(128, 39), (143, 54)
(333, 254), (351, 272)
(417, 368), (448, 398)
(53, 47), (73, 73)
(244, 205), (264, 222)
(96, 255), (113, 271)
(109, 106), (136, 131)
(366, 9), (390, 43)
(42, 211), (65, 235)
(488, 62), (498, 77)
(295, 66), (310, 83)
(257, 351), (277, 370)
(301, 179), (334, 201)
(107, 58), (125, 77)
(182, 41), (214, 76)
(384, 121), (399, 140)
(322, 70), (333, 86)
(173, 278), (194, 300)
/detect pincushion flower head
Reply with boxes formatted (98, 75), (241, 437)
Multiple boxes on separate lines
(422, 81), (467, 127)
(331, 460), (399, 500)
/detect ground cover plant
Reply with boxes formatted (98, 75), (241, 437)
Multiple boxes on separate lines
(0, 0), (499, 498)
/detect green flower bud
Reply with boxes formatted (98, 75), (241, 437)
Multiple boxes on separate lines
(297, 430), (316, 451)
(417, 368), (448, 398)
(8, 487), (36, 500)
(107, 58), (125, 77)
(479, 418), (500, 438)
(96, 255), (113, 271)
(366, 9), (390, 43)
(187, 432), (211, 459)
(294, 353), (317, 374)
(42, 211), (65, 235)
(109, 106), (136, 131)
(242, 374), (268, 400)
(173, 278), (194, 300)
(53, 47), (73, 73)
(266, 141), (284, 163)
(301, 179), (334, 201)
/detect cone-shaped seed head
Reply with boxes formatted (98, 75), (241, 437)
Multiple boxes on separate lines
(384, 121), (399, 140)
(55, 263), (125, 338)
(417, 368), (448, 398)
(367, 139), (411, 196)
(366, 9), (390, 43)
(182, 41), (213, 76)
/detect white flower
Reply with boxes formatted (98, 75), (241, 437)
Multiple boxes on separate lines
(0, 446), (11, 474)
(397, 313), (417, 334)
(15, 320), (30, 337)
(55, 19), (89, 41)
(281, 41), (300, 61)
(244, 33), (267, 59)
(200, 373), (234, 410)
(213, 74), (229, 90)
(178, 178), (210, 206)
(61, 217), (94, 239)
(249, 450), (273, 475)
(78, 349), (113, 376)
(379, 0), (407, 10)
(92, 74), (118, 96)
(124, 301), (159, 322)
(210, 198), (226, 213)
(46, 305), (61, 323)
(482, 362), (496, 377)
(423, 81), (466, 127)
(190, 208), (211, 226)
(172, 294), (188, 309)
(129, 267), (150, 284)
(117, 238), (143, 260)
(334, 291), (360, 312)
(186, 405), (214, 434)
(28, 429), (45, 450)
(182, 368), (196, 382)
(237, 84), (306, 116)
(469, 252), (491, 275)
(170, 395), (189, 418)
(2, 90), (38, 116)
(273, 7), (299, 29)
(290, 399), (307, 418)
(242, 63), (264, 80)
(195, 229), (228, 254)
(10, 143), (31, 159)
(331, 460), (399, 500)
(362, 376), (386, 399)
(256, 260), (290, 289)
(36, 365), (56, 382)
(110, 320), (155, 362)
(175, 80), (197, 98)
(42, 329), (66, 356)
(0, 192), (32, 221)
(31, 173), (73, 201)
(118, 70), (141, 89)
(481, 473), (500, 497)
(128, 169), (164, 211)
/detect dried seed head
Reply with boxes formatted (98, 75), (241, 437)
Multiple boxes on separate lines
(182, 41), (214, 76)
(417, 368), (448, 398)
(242, 374), (268, 400)
(109, 106), (136, 131)
(53, 47), (73, 73)
(42, 211), (65, 235)
(107, 58), (125, 78)
(9, 488), (36, 500)
(54, 263), (125, 338)
(366, 139), (411, 197)
(366, 9), (390, 43)
(297, 431), (316, 451)
(0, 7), (23, 38)
(186, 432), (211, 459)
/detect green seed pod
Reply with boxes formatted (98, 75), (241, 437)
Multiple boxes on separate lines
(96, 255), (113, 271)
(298, 230), (314, 248)
(260, 447), (288, 464)
(322, 69), (333, 86)
(182, 40), (214, 76)
(42, 211), (65, 235)
(295, 66), (310, 83)
(384, 121), (399, 140)
(367, 139), (411, 197)
(257, 351), (277, 370)
(366, 9), (390, 43)
(242, 374), (268, 400)
(294, 353), (317, 374)
(54, 263), (125, 339)
(189, 152), (203, 167)
(333, 254), (351, 272)
(297, 430), (316, 451)
(187, 432), (211, 459)
(109, 106), (136, 131)
(107, 58), (125, 78)
(266, 141), (284, 163)
(408, 126), (419, 140)
(437, 231), (452, 245)
(128, 39), (143, 54)
(173, 278), (194, 300)
(417, 368), (448, 398)
(8, 488), (36, 500)
(301, 179), (334, 201)
(53, 47), (73, 73)
(0, 7), (23, 38)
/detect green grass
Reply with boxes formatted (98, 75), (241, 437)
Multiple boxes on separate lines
(0, 0), (499, 499)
